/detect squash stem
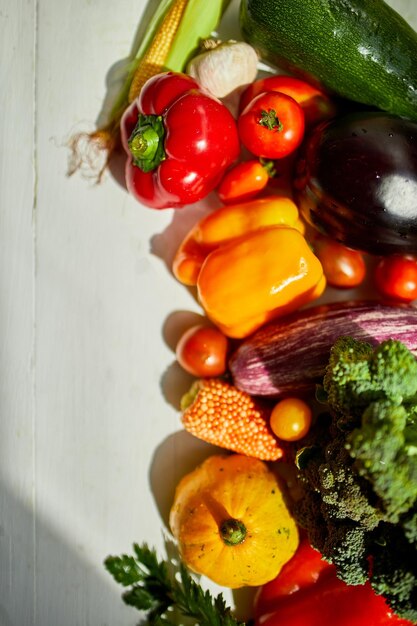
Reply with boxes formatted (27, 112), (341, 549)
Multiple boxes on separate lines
(220, 519), (246, 546)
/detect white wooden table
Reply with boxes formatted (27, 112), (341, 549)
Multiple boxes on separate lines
(1, 1), (416, 624)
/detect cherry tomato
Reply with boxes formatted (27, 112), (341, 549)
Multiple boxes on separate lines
(314, 239), (366, 288)
(239, 75), (336, 127)
(175, 325), (229, 377)
(217, 159), (275, 204)
(374, 254), (417, 302)
(269, 398), (312, 441)
(238, 91), (305, 159)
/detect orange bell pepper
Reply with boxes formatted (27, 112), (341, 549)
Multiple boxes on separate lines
(197, 226), (325, 338)
(172, 196), (304, 286)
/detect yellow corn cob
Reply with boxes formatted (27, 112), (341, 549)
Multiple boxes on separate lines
(128, 0), (190, 103)
(181, 378), (283, 461)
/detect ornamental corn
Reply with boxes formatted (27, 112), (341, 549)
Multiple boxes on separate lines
(181, 378), (283, 461)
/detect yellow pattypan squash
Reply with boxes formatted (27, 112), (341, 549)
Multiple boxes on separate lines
(169, 453), (299, 588)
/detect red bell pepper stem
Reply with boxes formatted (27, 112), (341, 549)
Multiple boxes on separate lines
(128, 113), (166, 172)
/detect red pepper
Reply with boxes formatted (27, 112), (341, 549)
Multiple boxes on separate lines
(217, 159), (275, 204)
(120, 72), (240, 209)
(254, 537), (412, 626)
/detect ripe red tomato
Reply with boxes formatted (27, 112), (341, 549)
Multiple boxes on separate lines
(175, 325), (229, 377)
(238, 91), (305, 159)
(314, 239), (366, 288)
(239, 75), (336, 127)
(374, 254), (417, 302)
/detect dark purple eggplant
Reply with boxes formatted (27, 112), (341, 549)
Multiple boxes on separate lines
(294, 112), (417, 255)
(229, 301), (417, 398)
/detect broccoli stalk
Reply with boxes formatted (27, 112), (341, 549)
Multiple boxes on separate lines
(292, 337), (417, 623)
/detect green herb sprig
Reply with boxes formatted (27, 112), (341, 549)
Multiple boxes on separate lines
(105, 543), (246, 626)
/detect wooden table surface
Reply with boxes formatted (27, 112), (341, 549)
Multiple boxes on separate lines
(1, 0), (416, 624)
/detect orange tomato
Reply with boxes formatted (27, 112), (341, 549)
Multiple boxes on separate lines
(270, 398), (312, 441)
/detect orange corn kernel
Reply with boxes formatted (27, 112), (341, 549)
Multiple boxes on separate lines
(181, 378), (283, 461)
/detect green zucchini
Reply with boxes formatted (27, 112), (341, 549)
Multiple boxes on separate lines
(240, 0), (417, 121)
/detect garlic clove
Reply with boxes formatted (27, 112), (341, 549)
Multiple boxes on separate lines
(186, 40), (259, 99)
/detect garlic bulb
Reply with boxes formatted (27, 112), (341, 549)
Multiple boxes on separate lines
(186, 40), (259, 98)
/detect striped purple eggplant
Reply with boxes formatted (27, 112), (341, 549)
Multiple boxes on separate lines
(229, 301), (417, 397)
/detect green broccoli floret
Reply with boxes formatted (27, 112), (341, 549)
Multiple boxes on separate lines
(322, 523), (369, 586)
(291, 337), (417, 623)
(369, 339), (417, 404)
(371, 524), (417, 624)
(323, 336), (417, 412)
(402, 506), (417, 545)
(293, 421), (379, 586)
(294, 463), (372, 586)
(348, 400), (417, 522)
(318, 436), (381, 528)
(322, 336), (375, 415)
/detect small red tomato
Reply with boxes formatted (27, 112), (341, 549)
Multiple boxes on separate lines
(314, 239), (366, 288)
(176, 325), (229, 377)
(217, 159), (275, 204)
(374, 254), (417, 302)
(238, 91), (305, 159)
(239, 75), (336, 127)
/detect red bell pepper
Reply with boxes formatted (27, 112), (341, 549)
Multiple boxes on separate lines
(254, 537), (413, 626)
(120, 72), (240, 210)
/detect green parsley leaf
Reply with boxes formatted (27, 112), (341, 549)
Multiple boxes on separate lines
(104, 542), (246, 626)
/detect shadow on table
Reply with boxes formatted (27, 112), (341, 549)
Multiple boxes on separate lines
(0, 480), (137, 626)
